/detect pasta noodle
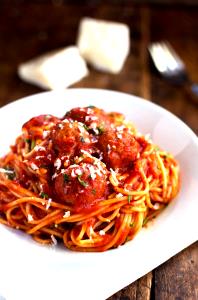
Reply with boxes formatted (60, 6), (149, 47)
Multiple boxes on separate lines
(0, 106), (180, 251)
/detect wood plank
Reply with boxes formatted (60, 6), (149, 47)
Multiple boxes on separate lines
(154, 242), (198, 300)
(140, 6), (151, 100)
(107, 272), (153, 300)
(136, 272), (153, 300)
(150, 7), (198, 300)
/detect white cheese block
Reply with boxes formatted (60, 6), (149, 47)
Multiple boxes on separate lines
(18, 46), (89, 90)
(77, 18), (130, 74)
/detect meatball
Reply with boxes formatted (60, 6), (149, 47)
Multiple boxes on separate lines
(98, 127), (141, 170)
(54, 161), (108, 212)
(22, 114), (59, 140)
(52, 119), (92, 157)
(65, 106), (111, 135)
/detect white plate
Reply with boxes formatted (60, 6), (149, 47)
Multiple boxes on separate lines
(0, 89), (197, 300)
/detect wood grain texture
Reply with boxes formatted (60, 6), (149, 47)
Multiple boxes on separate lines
(107, 272), (152, 300)
(154, 242), (198, 300)
(0, 2), (197, 300)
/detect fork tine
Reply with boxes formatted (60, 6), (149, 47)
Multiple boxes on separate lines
(161, 42), (179, 71)
(148, 41), (185, 74)
(161, 41), (185, 69)
(148, 42), (169, 73)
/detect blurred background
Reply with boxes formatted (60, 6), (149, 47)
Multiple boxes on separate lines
(0, 0), (198, 299)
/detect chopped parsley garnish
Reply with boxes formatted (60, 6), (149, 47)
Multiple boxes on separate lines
(63, 174), (70, 183)
(83, 124), (89, 131)
(25, 138), (31, 144)
(3, 167), (16, 180)
(31, 140), (36, 150)
(8, 171), (16, 180)
(40, 164), (48, 169)
(0, 167), (16, 180)
(154, 146), (160, 152)
(129, 222), (134, 228)
(143, 217), (149, 226)
(24, 138), (36, 150)
(87, 105), (95, 109)
(80, 136), (85, 143)
(91, 188), (96, 195)
(97, 123), (105, 135)
(77, 175), (88, 187)
(40, 192), (49, 199)
(128, 195), (132, 203)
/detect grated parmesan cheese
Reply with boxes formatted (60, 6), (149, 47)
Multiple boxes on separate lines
(99, 230), (105, 236)
(52, 172), (58, 180)
(46, 198), (52, 210)
(47, 154), (52, 160)
(85, 115), (98, 122)
(51, 234), (57, 245)
(34, 145), (46, 151)
(110, 168), (119, 186)
(30, 162), (39, 170)
(116, 193), (123, 198)
(117, 133), (122, 139)
(42, 130), (50, 138)
(63, 211), (71, 218)
(54, 158), (62, 170)
(153, 203), (160, 210)
(27, 214), (33, 222)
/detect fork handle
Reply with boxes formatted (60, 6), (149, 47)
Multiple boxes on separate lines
(184, 81), (198, 104)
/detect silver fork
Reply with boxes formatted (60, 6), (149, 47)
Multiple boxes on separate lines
(148, 41), (198, 102)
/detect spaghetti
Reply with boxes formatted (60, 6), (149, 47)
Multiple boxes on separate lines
(0, 106), (180, 252)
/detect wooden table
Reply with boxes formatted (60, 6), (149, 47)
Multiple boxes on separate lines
(0, 2), (197, 299)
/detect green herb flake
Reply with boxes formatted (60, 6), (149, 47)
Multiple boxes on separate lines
(4, 167), (16, 180)
(8, 172), (16, 180)
(63, 174), (70, 183)
(91, 188), (96, 195)
(128, 195), (132, 203)
(40, 192), (49, 199)
(80, 136), (85, 143)
(77, 175), (88, 187)
(143, 217), (149, 226)
(87, 105), (95, 109)
(25, 138), (31, 144)
(129, 222), (134, 228)
(154, 146), (160, 152)
(97, 125), (105, 135)
(31, 140), (36, 150)
(83, 124), (89, 131)
(0, 167), (16, 180)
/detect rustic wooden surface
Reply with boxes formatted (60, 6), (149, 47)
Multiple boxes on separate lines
(0, 2), (197, 300)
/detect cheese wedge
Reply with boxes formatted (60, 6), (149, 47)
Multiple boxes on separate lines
(77, 18), (130, 74)
(18, 46), (89, 90)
